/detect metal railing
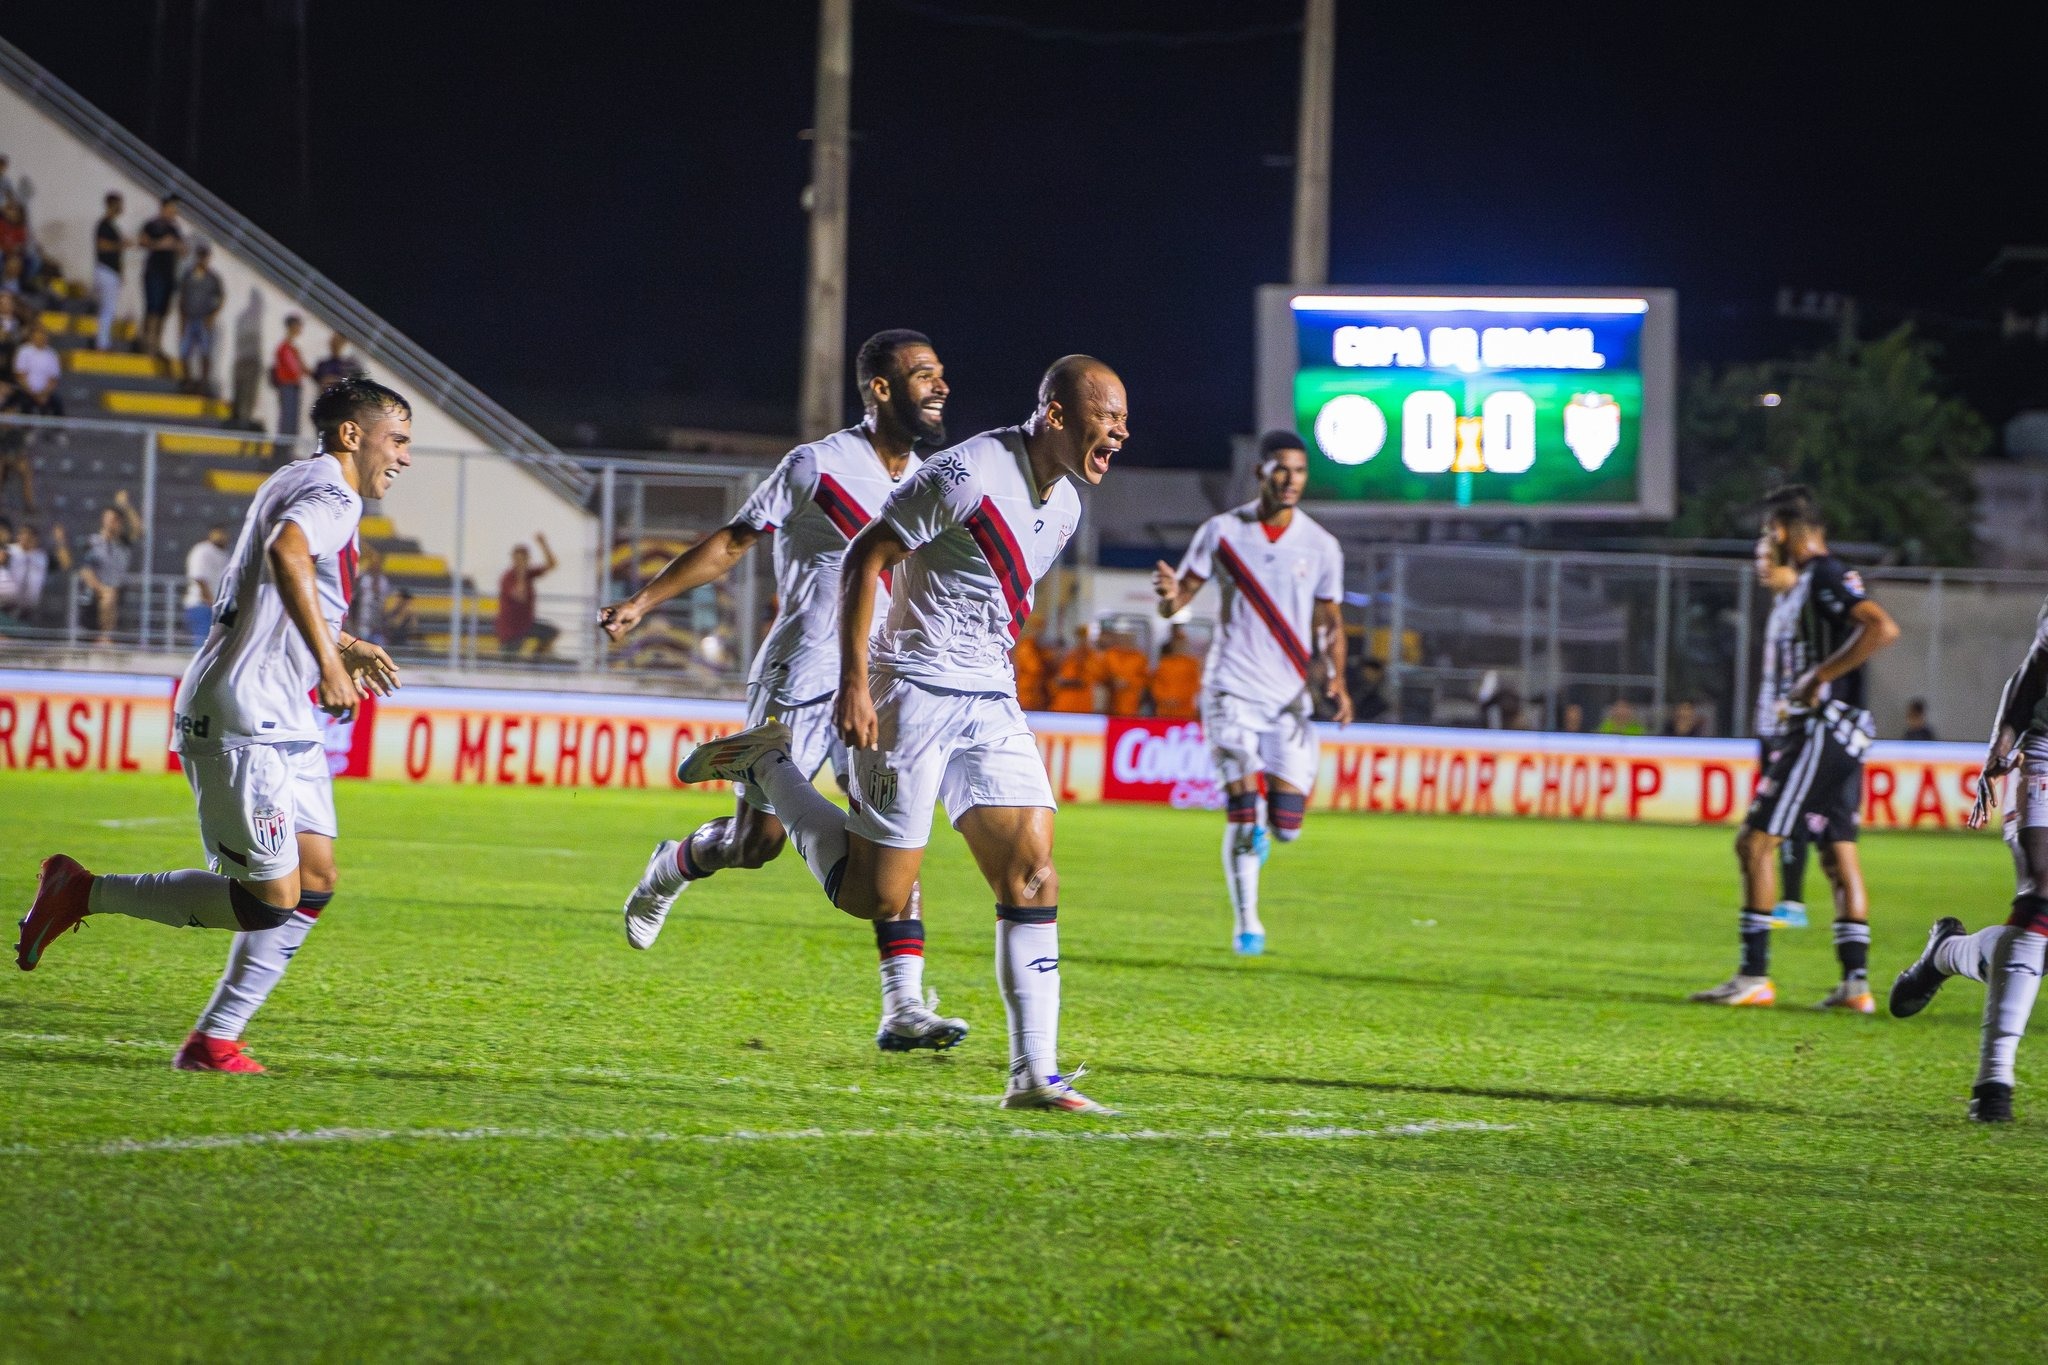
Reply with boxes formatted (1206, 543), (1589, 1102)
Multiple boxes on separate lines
(0, 33), (593, 503)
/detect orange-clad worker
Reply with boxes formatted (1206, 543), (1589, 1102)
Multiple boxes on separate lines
(1095, 629), (1152, 717)
(1048, 627), (1097, 713)
(1150, 623), (1203, 719)
(1012, 626), (1049, 711)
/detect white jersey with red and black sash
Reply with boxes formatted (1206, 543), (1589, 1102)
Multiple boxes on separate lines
(734, 426), (920, 707)
(1176, 502), (1344, 711)
(870, 427), (1079, 697)
(172, 454), (361, 756)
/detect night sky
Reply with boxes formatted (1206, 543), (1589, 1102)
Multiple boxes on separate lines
(8, 2), (2043, 464)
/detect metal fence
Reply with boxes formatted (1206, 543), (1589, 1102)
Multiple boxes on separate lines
(4, 409), (2044, 738)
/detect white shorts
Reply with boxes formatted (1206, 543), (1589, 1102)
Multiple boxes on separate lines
(845, 674), (1055, 850)
(2005, 742), (2048, 897)
(735, 684), (848, 814)
(1201, 687), (1318, 792)
(183, 740), (336, 881)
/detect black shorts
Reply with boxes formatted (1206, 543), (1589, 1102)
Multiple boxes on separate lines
(1745, 702), (1872, 845)
(143, 264), (175, 318)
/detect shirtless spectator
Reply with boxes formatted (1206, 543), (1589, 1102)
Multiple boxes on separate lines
(495, 533), (559, 657)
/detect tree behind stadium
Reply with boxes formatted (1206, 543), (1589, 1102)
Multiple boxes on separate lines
(1673, 326), (1988, 565)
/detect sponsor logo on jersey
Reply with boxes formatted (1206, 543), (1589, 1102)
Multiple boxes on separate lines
(176, 713), (212, 739)
(249, 804), (290, 860)
(864, 766), (899, 813)
(930, 455), (971, 490)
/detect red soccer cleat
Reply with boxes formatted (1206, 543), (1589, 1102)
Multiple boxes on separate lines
(16, 854), (94, 971)
(172, 1032), (267, 1074)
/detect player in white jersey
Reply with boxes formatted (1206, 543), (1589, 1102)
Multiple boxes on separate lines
(1889, 596), (2048, 1122)
(1152, 432), (1349, 956)
(601, 331), (967, 1051)
(677, 356), (1127, 1114)
(15, 379), (410, 1075)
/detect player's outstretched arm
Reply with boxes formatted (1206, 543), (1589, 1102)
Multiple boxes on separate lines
(1792, 597), (1901, 707)
(268, 521), (359, 717)
(598, 522), (761, 641)
(1314, 598), (1352, 724)
(1153, 559), (1204, 617)
(834, 521), (911, 749)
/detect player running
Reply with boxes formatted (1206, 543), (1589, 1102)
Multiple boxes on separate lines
(15, 378), (410, 1076)
(601, 330), (967, 1053)
(1151, 431), (1349, 955)
(1753, 541), (1816, 931)
(1692, 485), (1899, 1011)
(676, 355), (1126, 1114)
(1887, 597), (2048, 1122)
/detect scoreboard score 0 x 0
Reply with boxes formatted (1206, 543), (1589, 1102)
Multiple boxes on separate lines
(1255, 286), (1677, 519)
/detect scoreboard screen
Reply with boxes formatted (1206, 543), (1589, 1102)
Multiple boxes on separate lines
(1255, 286), (1676, 519)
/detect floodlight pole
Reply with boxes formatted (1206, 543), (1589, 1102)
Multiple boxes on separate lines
(1289, 0), (1336, 286)
(799, 0), (854, 442)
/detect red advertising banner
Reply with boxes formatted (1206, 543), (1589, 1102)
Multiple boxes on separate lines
(0, 669), (1992, 830)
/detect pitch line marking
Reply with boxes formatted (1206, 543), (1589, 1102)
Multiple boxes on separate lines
(0, 1119), (1516, 1158)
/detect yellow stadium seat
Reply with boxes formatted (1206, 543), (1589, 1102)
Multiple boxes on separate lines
(65, 351), (159, 378)
(204, 469), (266, 495)
(101, 391), (232, 420)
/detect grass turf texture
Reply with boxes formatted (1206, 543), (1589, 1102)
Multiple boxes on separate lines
(3, 771), (2045, 1362)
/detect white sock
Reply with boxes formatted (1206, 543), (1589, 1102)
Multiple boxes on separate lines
(88, 869), (242, 929)
(194, 911), (317, 1039)
(1979, 928), (2047, 1088)
(1223, 823), (1263, 936)
(996, 911), (1060, 1084)
(751, 753), (848, 897)
(644, 835), (695, 897)
(880, 952), (925, 1015)
(1934, 926), (2004, 983)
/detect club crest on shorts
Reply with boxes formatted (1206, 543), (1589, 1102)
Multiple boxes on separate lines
(864, 766), (899, 813)
(249, 804), (289, 859)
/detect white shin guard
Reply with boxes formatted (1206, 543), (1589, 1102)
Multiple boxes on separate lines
(1979, 928), (2048, 1088)
(89, 869), (244, 929)
(194, 911), (317, 1040)
(1222, 824), (1263, 936)
(750, 753), (849, 897)
(996, 914), (1060, 1083)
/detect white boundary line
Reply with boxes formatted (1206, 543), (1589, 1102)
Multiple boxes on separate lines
(0, 1119), (1516, 1158)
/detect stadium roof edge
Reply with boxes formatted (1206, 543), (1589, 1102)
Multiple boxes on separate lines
(0, 34), (593, 504)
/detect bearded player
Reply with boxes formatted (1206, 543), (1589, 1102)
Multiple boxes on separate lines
(601, 330), (966, 1052)
(677, 355), (1126, 1114)
(1692, 485), (1899, 1010)
(1888, 596), (2048, 1122)
(1151, 431), (1349, 955)
(16, 378), (409, 1076)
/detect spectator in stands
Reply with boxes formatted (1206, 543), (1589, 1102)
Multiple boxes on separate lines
(314, 333), (367, 390)
(1151, 624), (1203, 720)
(1903, 697), (1938, 742)
(1012, 623), (1049, 711)
(176, 242), (225, 392)
(0, 200), (31, 276)
(93, 192), (130, 352)
(0, 252), (29, 307)
(496, 533), (560, 657)
(1597, 697), (1647, 735)
(8, 522), (64, 626)
(139, 195), (185, 360)
(272, 313), (308, 442)
(348, 543), (393, 645)
(1048, 626), (1097, 713)
(0, 155), (15, 209)
(1353, 657), (1394, 724)
(78, 496), (141, 644)
(1560, 701), (1586, 734)
(1662, 698), (1709, 738)
(1095, 628), (1151, 717)
(182, 523), (229, 640)
(384, 586), (419, 650)
(0, 307), (31, 513)
(12, 324), (61, 418)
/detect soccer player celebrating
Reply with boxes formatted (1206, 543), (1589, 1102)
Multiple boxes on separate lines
(15, 379), (410, 1076)
(1754, 539), (1817, 930)
(1888, 598), (2048, 1122)
(1692, 485), (1899, 1010)
(1151, 431), (1349, 955)
(601, 330), (968, 1052)
(676, 355), (1127, 1114)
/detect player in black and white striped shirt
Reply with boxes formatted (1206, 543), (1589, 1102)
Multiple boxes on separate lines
(1888, 597), (2048, 1122)
(1692, 486), (1899, 1011)
(1752, 541), (1817, 929)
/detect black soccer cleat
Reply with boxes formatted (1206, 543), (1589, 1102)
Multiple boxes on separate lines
(1889, 916), (1967, 1018)
(1970, 1082), (2015, 1124)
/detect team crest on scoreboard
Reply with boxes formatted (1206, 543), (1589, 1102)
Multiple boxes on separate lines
(249, 805), (289, 860)
(864, 766), (899, 813)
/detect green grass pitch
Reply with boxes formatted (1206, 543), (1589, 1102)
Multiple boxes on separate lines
(3, 770), (2046, 1361)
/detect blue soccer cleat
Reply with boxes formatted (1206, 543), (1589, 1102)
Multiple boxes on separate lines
(1771, 900), (1809, 930)
(1234, 930), (1265, 957)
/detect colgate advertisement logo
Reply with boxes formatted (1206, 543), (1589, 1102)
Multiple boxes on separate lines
(1104, 717), (1225, 808)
